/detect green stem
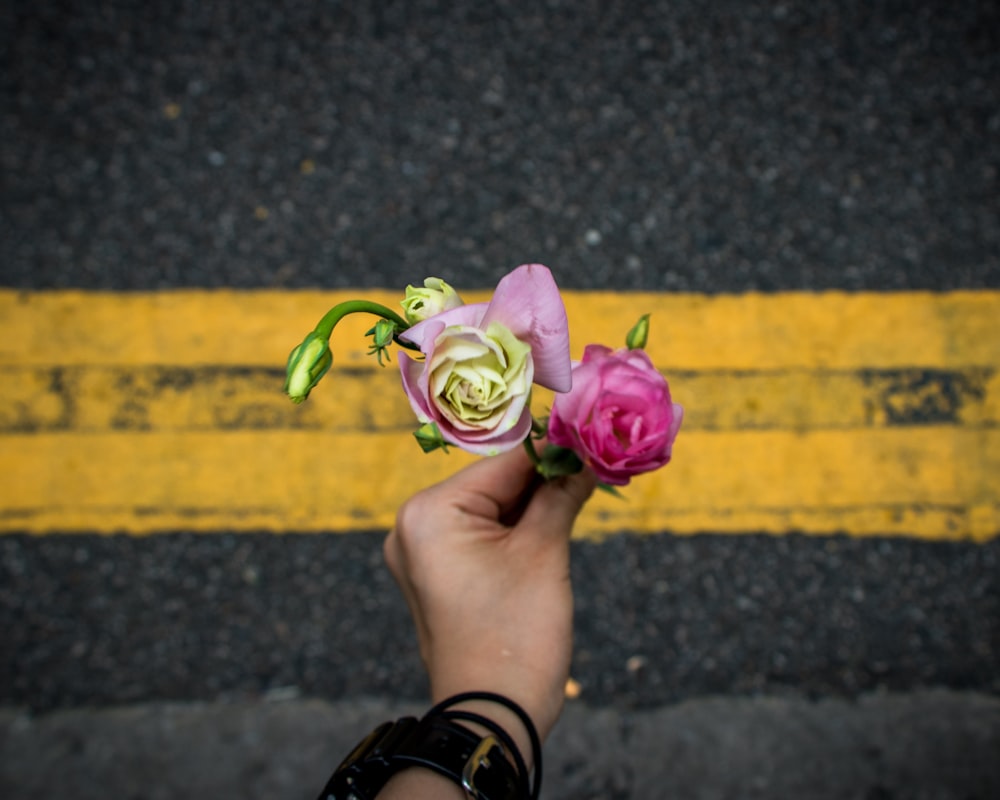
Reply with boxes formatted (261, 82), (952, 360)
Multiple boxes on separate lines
(392, 334), (422, 352)
(522, 436), (542, 467)
(314, 300), (412, 341)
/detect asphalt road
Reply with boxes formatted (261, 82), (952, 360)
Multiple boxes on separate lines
(3, 0), (998, 292)
(2, 1), (999, 798)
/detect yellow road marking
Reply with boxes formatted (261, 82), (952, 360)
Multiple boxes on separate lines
(1, 289), (998, 540)
(3, 289), (998, 368)
(4, 365), (996, 433)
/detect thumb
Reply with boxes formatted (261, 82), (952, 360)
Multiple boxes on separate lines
(519, 467), (597, 539)
(434, 445), (537, 520)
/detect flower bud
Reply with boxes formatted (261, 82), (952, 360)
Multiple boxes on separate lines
(400, 277), (464, 324)
(365, 318), (399, 366)
(413, 421), (450, 453)
(625, 314), (651, 350)
(369, 318), (397, 348)
(284, 332), (332, 403)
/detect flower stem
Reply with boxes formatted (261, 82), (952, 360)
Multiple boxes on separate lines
(522, 436), (542, 468)
(313, 300), (418, 349)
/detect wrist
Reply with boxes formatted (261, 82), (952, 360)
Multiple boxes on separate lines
(316, 692), (541, 800)
(429, 661), (567, 746)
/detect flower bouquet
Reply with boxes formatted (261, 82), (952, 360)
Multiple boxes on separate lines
(284, 264), (682, 488)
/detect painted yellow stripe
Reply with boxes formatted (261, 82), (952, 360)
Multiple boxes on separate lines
(1, 289), (998, 541)
(5, 429), (999, 539)
(3, 289), (998, 368)
(4, 365), (997, 434)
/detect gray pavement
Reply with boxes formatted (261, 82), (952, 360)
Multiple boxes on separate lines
(3, 691), (999, 799)
(2, 1), (998, 292)
(4, 533), (998, 711)
(3, 533), (998, 798)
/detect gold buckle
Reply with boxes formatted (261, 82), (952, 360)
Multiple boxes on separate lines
(461, 734), (503, 799)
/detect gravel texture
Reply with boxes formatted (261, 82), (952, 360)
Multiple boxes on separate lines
(3, 0), (999, 292)
(2, 532), (997, 710)
(3, 691), (999, 800)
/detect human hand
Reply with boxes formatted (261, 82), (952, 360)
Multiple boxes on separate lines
(383, 444), (596, 755)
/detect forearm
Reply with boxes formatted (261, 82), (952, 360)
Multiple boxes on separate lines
(368, 449), (593, 800)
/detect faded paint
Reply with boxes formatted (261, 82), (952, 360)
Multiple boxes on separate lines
(1, 289), (997, 540)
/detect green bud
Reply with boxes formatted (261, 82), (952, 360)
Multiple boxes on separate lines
(284, 332), (332, 403)
(369, 318), (397, 348)
(413, 422), (450, 453)
(400, 277), (464, 324)
(365, 318), (398, 366)
(625, 314), (651, 350)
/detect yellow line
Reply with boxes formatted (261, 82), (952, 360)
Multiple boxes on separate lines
(3, 365), (998, 433)
(3, 289), (998, 368)
(1, 289), (998, 540)
(5, 429), (998, 541)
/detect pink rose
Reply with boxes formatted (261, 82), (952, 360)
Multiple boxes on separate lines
(398, 264), (571, 455)
(547, 344), (683, 485)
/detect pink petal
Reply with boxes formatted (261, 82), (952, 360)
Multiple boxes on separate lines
(399, 302), (489, 350)
(548, 360), (603, 434)
(439, 409), (533, 455)
(668, 403), (684, 443)
(398, 351), (434, 423)
(580, 343), (614, 364)
(481, 264), (571, 392)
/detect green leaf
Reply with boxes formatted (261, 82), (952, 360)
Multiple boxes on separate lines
(536, 444), (584, 479)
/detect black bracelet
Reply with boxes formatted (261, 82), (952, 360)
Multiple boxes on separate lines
(438, 710), (531, 797)
(427, 691), (543, 800)
(316, 691), (542, 800)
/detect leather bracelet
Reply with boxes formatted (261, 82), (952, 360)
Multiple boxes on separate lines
(316, 692), (541, 800)
(429, 691), (542, 800)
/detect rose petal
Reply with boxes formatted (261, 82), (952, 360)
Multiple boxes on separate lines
(668, 403), (684, 443)
(399, 302), (489, 349)
(442, 406), (533, 455)
(398, 351), (434, 423)
(580, 343), (614, 364)
(481, 264), (571, 392)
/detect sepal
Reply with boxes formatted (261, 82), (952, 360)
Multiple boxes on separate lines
(414, 422), (451, 453)
(534, 444), (584, 479)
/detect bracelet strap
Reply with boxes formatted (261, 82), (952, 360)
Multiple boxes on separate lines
(428, 691), (542, 800)
(317, 692), (542, 800)
(397, 716), (523, 799)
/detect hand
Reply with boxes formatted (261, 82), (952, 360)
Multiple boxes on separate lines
(383, 444), (596, 754)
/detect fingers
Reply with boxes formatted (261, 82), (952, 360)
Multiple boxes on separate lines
(519, 467), (597, 540)
(421, 444), (596, 536)
(437, 445), (539, 521)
